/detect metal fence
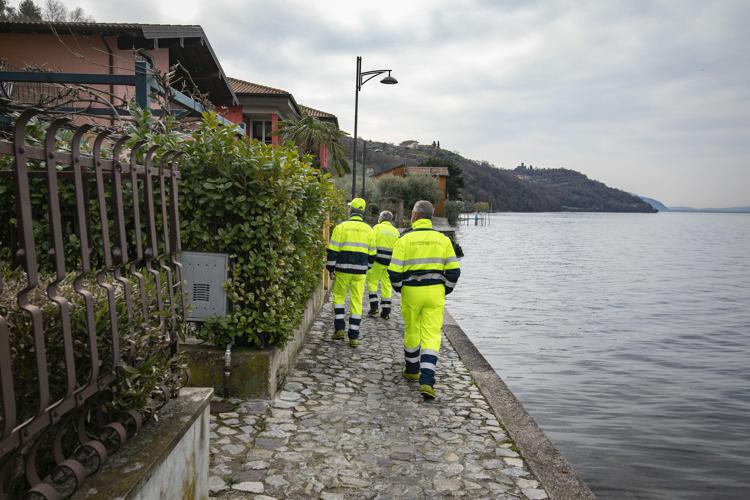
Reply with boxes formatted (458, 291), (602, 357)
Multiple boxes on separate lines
(0, 110), (186, 499)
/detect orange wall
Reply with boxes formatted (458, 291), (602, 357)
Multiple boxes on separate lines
(0, 33), (170, 106)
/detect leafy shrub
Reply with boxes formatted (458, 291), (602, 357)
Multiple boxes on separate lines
(445, 200), (463, 226)
(374, 174), (441, 213)
(375, 175), (407, 204)
(474, 201), (490, 212)
(181, 113), (343, 348)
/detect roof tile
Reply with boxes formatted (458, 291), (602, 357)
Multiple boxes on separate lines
(299, 104), (336, 119)
(227, 77), (289, 96)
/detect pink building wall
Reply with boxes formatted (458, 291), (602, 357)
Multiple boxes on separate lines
(221, 105), (244, 125)
(0, 33), (169, 106)
(271, 113), (280, 146)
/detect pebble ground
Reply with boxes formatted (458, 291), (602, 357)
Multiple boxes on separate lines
(208, 296), (549, 499)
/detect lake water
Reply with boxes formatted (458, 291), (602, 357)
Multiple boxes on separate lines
(446, 212), (750, 499)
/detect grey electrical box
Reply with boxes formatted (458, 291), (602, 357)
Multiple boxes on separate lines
(181, 251), (229, 322)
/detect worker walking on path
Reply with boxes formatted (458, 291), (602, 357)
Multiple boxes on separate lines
(326, 198), (376, 347)
(388, 200), (461, 400)
(366, 210), (401, 320)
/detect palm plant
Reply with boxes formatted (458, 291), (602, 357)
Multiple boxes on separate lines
(277, 111), (350, 176)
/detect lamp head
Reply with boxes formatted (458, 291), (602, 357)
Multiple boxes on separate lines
(380, 71), (398, 85)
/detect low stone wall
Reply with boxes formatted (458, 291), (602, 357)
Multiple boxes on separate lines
(183, 283), (326, 399)
(443, 311), (595, 500)
(73, 387), (213, 500)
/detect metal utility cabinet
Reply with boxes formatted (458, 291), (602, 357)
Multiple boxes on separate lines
(181, 251), (229, 321)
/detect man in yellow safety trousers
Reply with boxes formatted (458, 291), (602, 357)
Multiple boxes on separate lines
(326, 198), (376, 347)
(366, 210), (401, 320)
(388, 200), (461, 400)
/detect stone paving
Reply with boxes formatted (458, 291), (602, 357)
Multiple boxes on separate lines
(208, 296), (549, 499)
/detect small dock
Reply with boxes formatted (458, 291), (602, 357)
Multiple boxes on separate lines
(458, 212), (491, 226)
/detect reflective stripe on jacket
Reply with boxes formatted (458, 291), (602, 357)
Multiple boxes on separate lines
(326, 215), (376, 275)
(372, 220), (401, 266)
(387, 218), (461, 293)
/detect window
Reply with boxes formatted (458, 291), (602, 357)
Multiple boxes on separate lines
(251, 121), (273, 144)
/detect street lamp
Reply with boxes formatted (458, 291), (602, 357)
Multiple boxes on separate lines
(351, 56), (397, 199)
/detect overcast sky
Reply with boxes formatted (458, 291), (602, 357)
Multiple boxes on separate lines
(70, 0), (749, 207)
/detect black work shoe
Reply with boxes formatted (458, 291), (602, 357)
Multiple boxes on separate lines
(367, 307), (379, 317)
(380, 311), (390, 320)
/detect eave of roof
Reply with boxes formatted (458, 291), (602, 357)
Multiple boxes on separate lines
(300, 104), (339, 127)
(0, 21), (237, 106)
(373, 165), (449, 177)
(372, 164), (407, 177)
(228, 76), (303, 116)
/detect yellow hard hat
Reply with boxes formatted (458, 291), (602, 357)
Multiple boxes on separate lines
(348, 198), (366, 211)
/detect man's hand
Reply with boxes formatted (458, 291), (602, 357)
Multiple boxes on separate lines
(329, 271), (335, 281)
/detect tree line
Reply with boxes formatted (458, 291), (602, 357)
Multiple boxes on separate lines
(0, 0), (93, 22)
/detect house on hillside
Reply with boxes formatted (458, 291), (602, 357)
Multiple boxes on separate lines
(0, 21), (237, 120)
(223, 77), (339, 168)
(371, 165), (450, 217)
(399, 140), (419, 149)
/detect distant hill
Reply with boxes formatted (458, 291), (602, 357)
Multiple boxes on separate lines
(634, 195), (669, 212)
(344, 138), (656, 213)
(636, 196), (750, 213)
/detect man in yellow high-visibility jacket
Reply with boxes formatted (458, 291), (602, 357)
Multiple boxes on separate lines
(366, 210), (401, 320)
(388, 200), (461, 400)
(326, 198), (376, 347)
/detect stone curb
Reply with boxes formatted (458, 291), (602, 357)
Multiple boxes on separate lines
(443, 310), (596, 500)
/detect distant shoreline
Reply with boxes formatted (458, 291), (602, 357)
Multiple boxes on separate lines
(461, 210), (750, 215)
(660, 208), (750, 214)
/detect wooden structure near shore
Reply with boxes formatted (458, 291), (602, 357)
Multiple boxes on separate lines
(458, 212), (491, 226)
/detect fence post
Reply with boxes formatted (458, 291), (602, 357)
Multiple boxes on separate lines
(135, 58), (150, 109)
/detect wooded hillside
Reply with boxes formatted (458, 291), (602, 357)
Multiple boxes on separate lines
(343, 138), (656, 213)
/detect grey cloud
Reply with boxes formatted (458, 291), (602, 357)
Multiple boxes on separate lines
(76, 0), (750, 206)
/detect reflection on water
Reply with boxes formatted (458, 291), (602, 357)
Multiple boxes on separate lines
(446, 212), (750, 499)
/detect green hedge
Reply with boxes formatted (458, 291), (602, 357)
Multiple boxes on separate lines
(181, 113), (343, 348)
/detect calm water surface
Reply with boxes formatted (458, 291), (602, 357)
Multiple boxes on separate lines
(446, 212), (750, 499)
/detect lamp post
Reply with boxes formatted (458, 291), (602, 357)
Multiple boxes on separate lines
(351, 56), (397, 199)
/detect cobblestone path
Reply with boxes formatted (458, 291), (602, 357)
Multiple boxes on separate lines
(208, 296), (549, 499)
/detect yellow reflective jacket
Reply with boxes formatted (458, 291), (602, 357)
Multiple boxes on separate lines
(372, 221), (401, 266)
(387, 218), (461, 294)
(326, 214), (376, 275)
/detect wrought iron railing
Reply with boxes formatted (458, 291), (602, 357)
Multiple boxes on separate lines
(0, 110), (186, 499)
